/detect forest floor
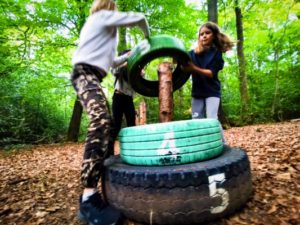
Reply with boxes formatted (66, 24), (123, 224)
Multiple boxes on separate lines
(0, 121), (299, 225)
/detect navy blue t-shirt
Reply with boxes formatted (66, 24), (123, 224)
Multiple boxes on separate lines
(189, 48), (224, 98)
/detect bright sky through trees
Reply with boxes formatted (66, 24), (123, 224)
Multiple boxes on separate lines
(185, 0), (204, 9)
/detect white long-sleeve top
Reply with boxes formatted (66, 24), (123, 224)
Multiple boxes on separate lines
(72, 10), (150, 73)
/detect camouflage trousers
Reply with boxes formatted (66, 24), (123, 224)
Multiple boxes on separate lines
(71, 64), (114, 188)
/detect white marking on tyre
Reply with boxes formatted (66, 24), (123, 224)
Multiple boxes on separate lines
(208, 173), (229, 214)
(157, 132), (181, 164)
(149, 209), (153, 225)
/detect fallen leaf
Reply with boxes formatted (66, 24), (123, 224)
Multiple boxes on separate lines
(35, 211), (48, 218)
(267, 204), (277, 214)
(275, 173), (291, 181)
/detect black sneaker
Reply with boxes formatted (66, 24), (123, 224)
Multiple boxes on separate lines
(78, 192), (123, 225)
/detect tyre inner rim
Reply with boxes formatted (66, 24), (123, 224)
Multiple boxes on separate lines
(128, 49), (191, 97)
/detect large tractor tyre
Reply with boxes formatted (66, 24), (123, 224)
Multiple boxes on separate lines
(127, 35), (191, 97)
(103, 145), (253, 225)
(118, 119), (223, 166)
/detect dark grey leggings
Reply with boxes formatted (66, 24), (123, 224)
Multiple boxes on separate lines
(191, 97), (220, 119)
(191, 97), (226, 143)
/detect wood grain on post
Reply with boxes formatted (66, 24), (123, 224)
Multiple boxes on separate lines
(135, 110), (139, 126)
(158, 62), (173, 122)
(139, 100), (147, 125)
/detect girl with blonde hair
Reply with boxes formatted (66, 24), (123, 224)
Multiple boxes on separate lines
(71, 0), (150, 224)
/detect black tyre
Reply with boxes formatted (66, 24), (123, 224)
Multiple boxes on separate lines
(127, 35), (191, 97)
(103, 145), (253, 225)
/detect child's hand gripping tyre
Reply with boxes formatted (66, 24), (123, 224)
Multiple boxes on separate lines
(103, 145), (253, 225)
(118, 119), (224, 166)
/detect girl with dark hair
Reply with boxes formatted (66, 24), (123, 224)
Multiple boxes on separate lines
(184, 22), (234, 142)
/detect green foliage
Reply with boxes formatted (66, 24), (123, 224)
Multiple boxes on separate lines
(0, 67), (74, 145)
(217, 0), (300, 124)
(0, 0), (77, 146)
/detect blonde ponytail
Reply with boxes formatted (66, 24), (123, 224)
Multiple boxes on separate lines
(90, 0), (116, 14)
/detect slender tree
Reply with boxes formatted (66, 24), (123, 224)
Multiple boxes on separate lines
(208, 0), (218, 22)
(270, 8), (291, 120)
(206, 0), (230, 127)
(235, 0), (249, 122)
(116, 0), (128, 52)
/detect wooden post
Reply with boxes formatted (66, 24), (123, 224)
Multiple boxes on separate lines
(135, 110), (139, 126)
(158, 62), (173, 122)
(139, 100), (147, 125)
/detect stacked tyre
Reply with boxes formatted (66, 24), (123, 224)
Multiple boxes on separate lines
(103, 119), (253, 225)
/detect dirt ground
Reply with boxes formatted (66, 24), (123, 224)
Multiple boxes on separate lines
(0, 121), (299, 225)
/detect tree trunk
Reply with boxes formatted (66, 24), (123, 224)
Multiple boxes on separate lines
(206, 0), (229, 127)
(271, 50), (280, 120)
(135, 110), (139, 125)
(139, 101), (147, 125)
(116, 1), (127, 52)
(235, 2), (249, 121)
(118, 28), (127, 52)
(270, 8), (290, 121)
(158, 62), (174, 122)
(67, 98), (83, 142)
(207, 0), (218, 23)
(178, 87), (183, 118)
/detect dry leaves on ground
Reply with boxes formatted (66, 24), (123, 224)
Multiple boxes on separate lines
(0, 121), (299, 225)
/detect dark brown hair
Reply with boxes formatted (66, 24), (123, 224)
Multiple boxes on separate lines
(195, 21), (234, 54)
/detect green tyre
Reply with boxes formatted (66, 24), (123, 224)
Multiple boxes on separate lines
(119, 119), (220, 137)
(119, 126), (221, 143)
(127, 35), (191, 97)
(120, 133), (221, 150)
(119, 119), (223, 166)
(121, 145), (223, 166)
(121, 140), (222, 156)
